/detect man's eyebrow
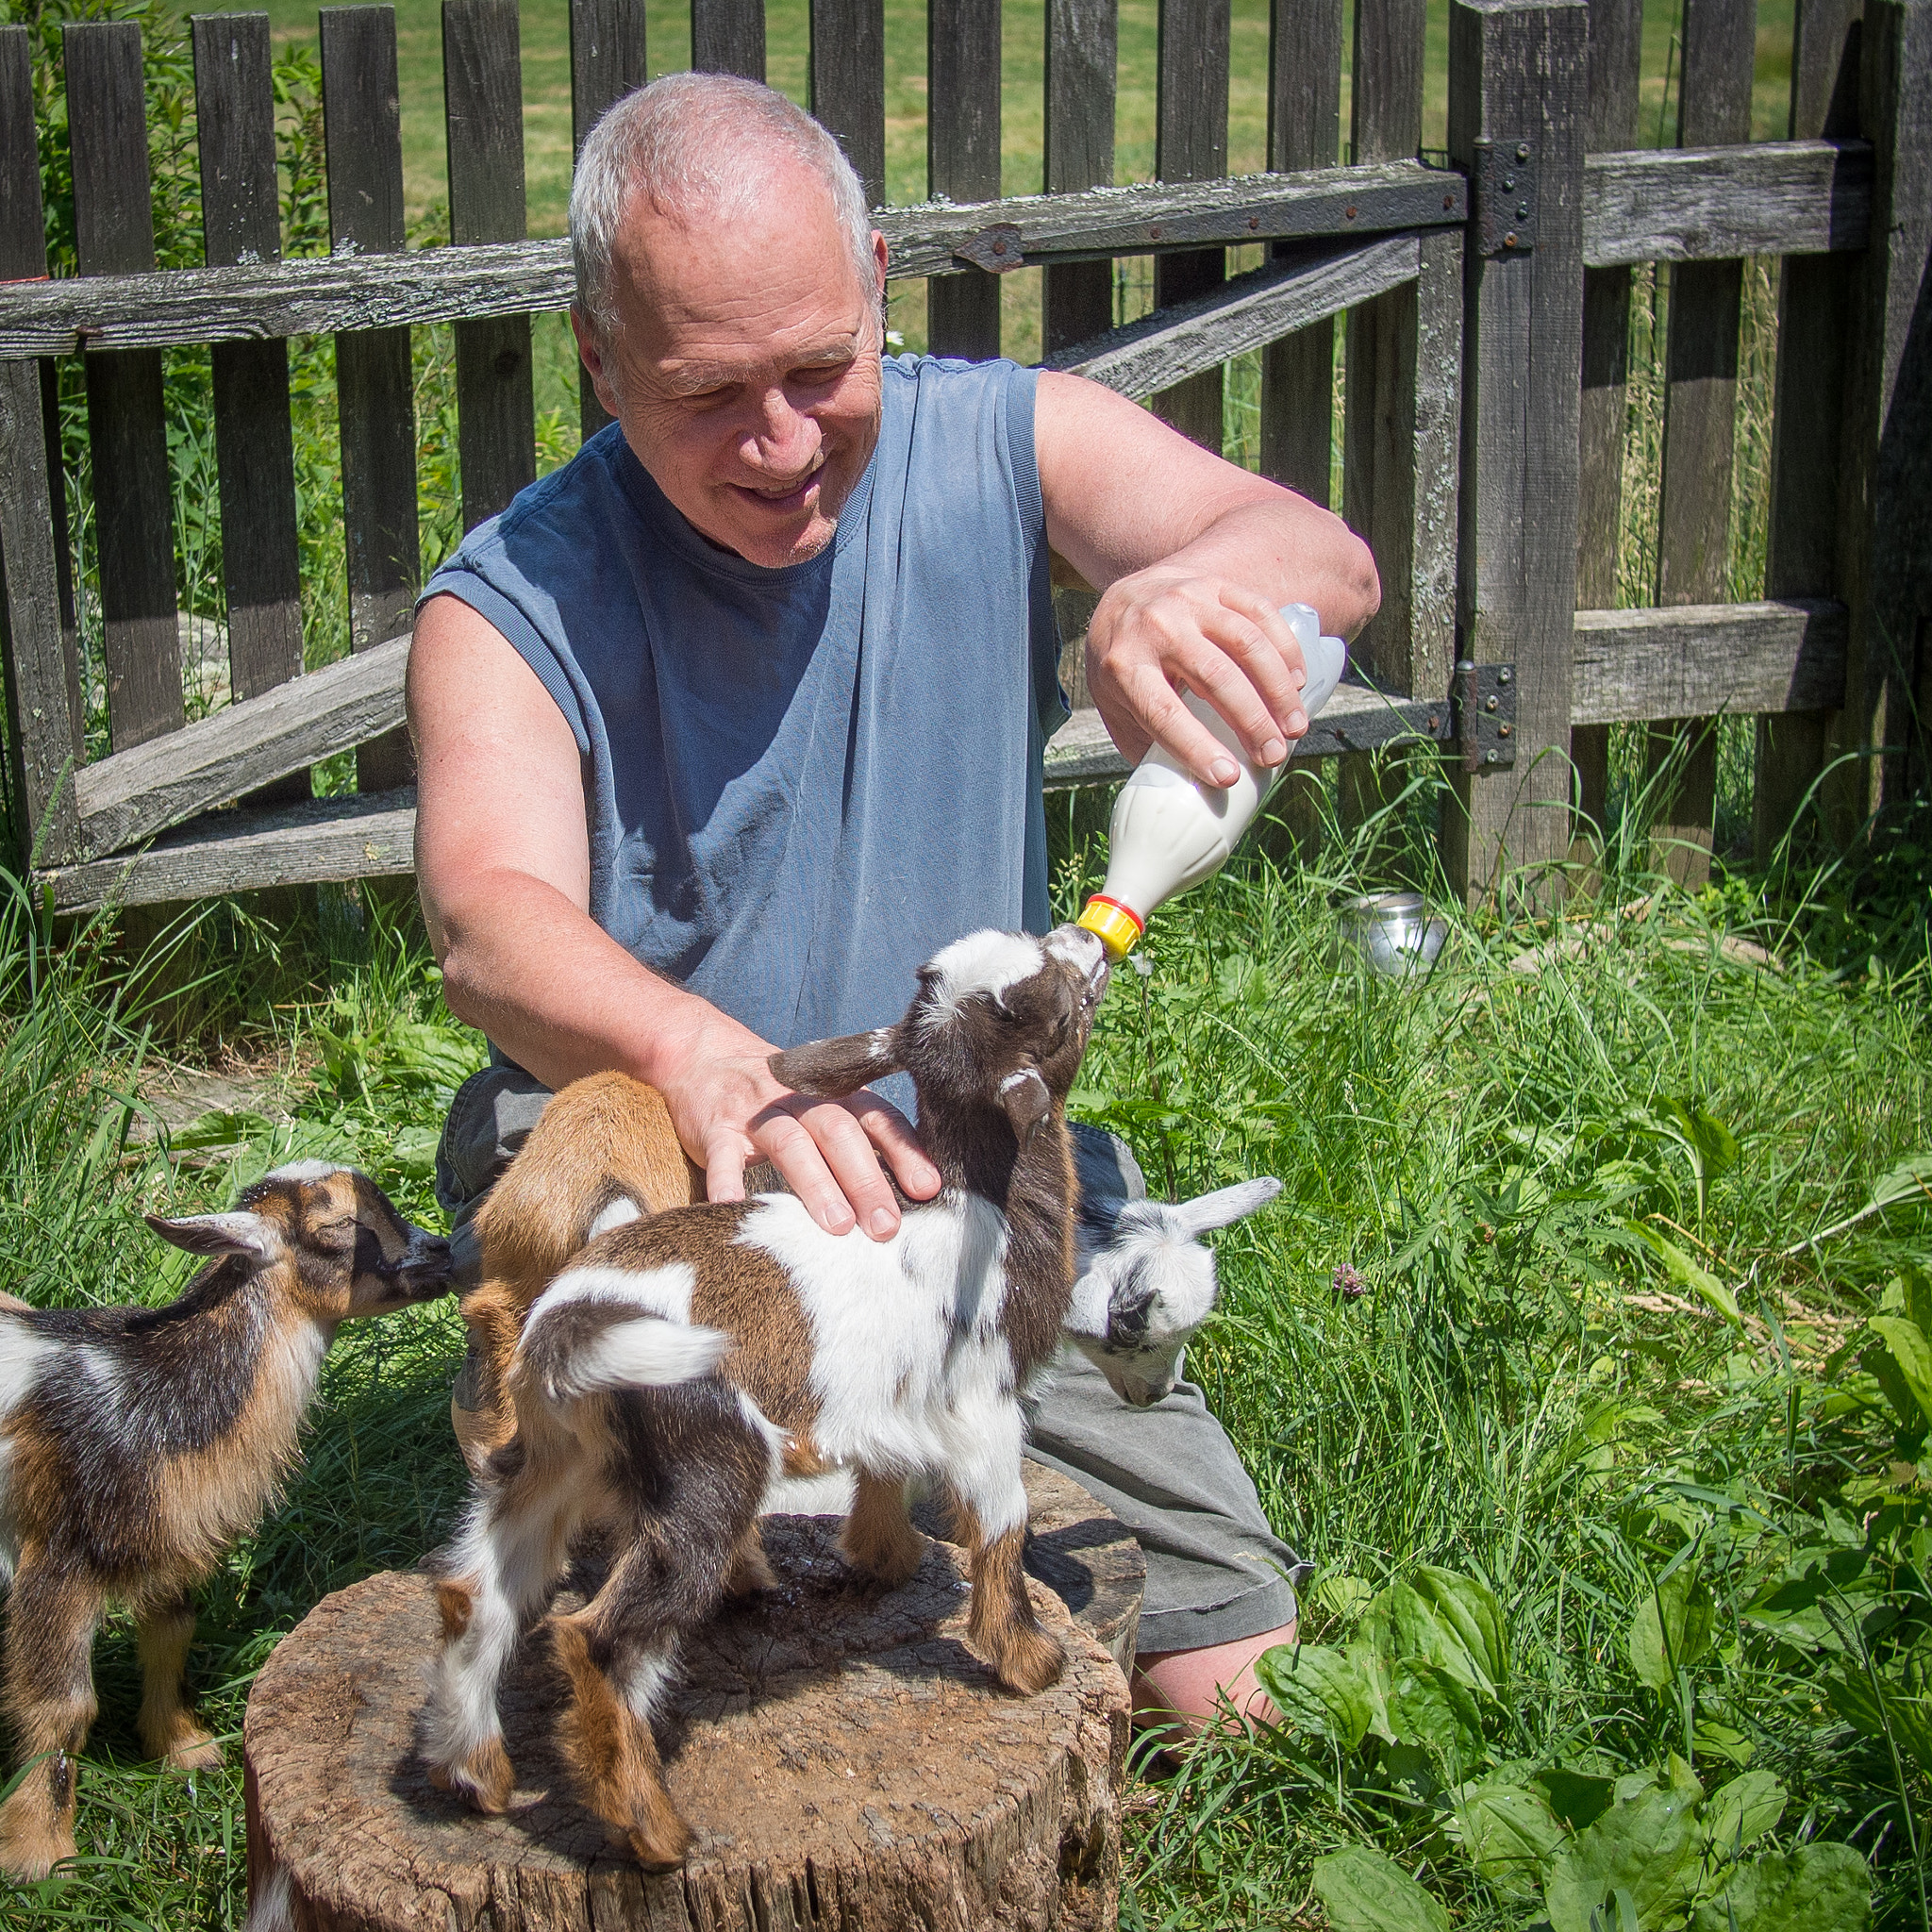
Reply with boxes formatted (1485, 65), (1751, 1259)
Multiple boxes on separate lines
(658, 339), (866, 393)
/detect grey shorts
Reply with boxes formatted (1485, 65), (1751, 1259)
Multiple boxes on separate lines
(437, 1066), (1306, 1655)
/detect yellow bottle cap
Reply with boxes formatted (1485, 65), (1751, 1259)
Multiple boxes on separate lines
(1077, 895), (1143, 961)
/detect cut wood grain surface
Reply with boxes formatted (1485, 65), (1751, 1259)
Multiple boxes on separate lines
(244, 1477), (1133, 1932)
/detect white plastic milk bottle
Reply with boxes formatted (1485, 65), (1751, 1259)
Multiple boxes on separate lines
(1075, 604), (1347, 960)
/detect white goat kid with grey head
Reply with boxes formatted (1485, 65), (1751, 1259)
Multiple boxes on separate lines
(1064, 1179), (1283, 1407)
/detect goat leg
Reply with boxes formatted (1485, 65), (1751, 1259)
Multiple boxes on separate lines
(0, 1561), (101, 1880)
(945, 1491), (1064, 1696)
(838, 1470), (926, 1589)
(133, 1587), (221, 1771)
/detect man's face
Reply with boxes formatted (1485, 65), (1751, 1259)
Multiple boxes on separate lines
(575, 162), (889, 570)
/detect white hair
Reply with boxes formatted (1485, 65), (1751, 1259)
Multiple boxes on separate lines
(569, 73), (878, 363)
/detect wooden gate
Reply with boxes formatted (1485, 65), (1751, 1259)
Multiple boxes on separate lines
(0, 0), (1924, 914)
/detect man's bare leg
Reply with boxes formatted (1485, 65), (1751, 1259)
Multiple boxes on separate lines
(1130, 1621), (1295, 1739)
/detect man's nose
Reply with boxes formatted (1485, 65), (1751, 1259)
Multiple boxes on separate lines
(742, 389), (821, 475)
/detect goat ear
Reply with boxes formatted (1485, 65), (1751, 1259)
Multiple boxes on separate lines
(1173, 1177), (1282, 1238)
(998, 1068), (1053, 1146)
(769, 1026), (903, 1099)
(145, 1209), (283, 1263)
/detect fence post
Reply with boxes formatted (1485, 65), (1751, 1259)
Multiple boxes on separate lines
(1755, 0), (1860, 860)
(1644, 0), (1756, 887)
(926, 0), (1002, 358)
(323, 5), (418, 796)
(1826, 0), (1932, 829)
(446, 0), (536, 533)
(66, 21), (182, 756)
(0, 24), (80, 864)
(1443, 0), (1589, 906)
(570, 0), (647, 443)
(811, 0), (886, 208)
(1151, 0), (1229, 449)
(691, 0), (764, 80)
(1571, 0), (1642, 868)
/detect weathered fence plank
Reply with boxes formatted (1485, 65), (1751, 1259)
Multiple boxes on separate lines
(1046, 238), (1421, 395)
(0, 25), (80, 862)
(1152, 0), (1230, 448)
(1341, 0), (1432, 846)
(691, 0), (765, 79)
(1042, 0), (1116, 354)
(569, 0), (647, 441)
(1573, 599), (1849, 722)
(1443, 0), (1589, 903)
(43, 790), (419, 914)
(446, 0), (536, 535)
(323, 5), (418, 795)
(1258, 0), (1342, 502)
(1583, 138), (1872, 264)
(67, 21), (182, 756)
(1825, 0), (1932, 829)
(1755, 0), (1862, 858)
(927, 0), (1003, 357)
(813, 0), (886, 206)
(1572, 0), (1643, 856)
(72, 636), (411, 859)
(0, 165), (1474, 356)
(194, 11), (308, 811)
(1644, 0), (1756, 887)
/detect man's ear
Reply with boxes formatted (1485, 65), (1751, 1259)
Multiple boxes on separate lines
(998, 1068), (1053, 1147)
(1173, 1177), (1283, 1238)
(769, 1026), (904, 1098)
(145, 1210), (284, 1264)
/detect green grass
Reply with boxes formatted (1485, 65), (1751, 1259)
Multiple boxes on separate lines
(0, 777), (1927, 1927)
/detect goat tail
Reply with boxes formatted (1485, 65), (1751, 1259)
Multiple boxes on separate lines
(511, 1291), (729, 1411)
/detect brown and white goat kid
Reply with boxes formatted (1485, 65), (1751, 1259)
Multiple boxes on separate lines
(0, 1163), (453, 1880)
(423, 925), (1112, 1870)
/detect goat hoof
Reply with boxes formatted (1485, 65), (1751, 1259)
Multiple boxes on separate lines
(428, 1738), (514, 1814)
(625, 1807), (695, 1873)
(724, 1545), (778, 1598)
(839, 1525), (927, 1591)
(992, 1625), (1065, 1696)
(162, 1731), (224, 1773)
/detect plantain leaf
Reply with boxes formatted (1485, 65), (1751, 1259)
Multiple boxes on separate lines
(1545, 1774), (1704, 1932)
(1253, 1643), (1374, 1750)
(1412, 1565), (1508, 1695)
(1698, 1771), (1787, 1863)
(1870, 1317), (1932, 1429)
(1625, 1221), (1742, 1325)
(1387, 1661), (1486, 1779)
(1453, 1775), (1566, 1900)
(1690, 1841), (1872, 1931)
(1629, 1567), (1718, 1691)
(1311, 1844), (1452, 1932)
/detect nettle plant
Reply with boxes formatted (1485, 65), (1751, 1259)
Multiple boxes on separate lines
(1256, 1567), (1871, 1932)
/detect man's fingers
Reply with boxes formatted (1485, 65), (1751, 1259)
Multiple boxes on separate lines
(800, 1100), (907, 1239)
(1117, 663), (1247, 790)
(849, 1091), (941, 1200)
(704, 1133), (751, 1206)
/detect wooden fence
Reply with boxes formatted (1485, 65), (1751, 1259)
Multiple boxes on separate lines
(0, 0), (1925, 917)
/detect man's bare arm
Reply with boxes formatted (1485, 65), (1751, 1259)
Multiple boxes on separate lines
(1035, 369), (1380, 787)
(408, 592), (939, 1237)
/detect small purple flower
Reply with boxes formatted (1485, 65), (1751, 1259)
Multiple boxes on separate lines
(1332, 1263), (1367, 1299)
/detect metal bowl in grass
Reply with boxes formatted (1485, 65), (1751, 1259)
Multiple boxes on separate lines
(1335, 891), (1449, 979)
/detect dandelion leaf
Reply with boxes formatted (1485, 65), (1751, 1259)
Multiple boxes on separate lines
(1310, 1844), (1452, 1932)
(1689, 1842), (1872, 1932)
(1625, 1221), (1742, 1325)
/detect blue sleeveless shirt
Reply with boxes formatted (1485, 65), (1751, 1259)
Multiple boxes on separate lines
(423, 355), (1066, 1065)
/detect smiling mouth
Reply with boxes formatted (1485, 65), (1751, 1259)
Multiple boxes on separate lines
(733, 460), (826, 511)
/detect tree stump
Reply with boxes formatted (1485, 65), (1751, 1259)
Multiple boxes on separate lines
(244, 1466), (1143, 1932)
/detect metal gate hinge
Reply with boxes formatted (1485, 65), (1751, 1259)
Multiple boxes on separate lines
(1451, 660), (1518, 772)
(1471, 141), (1538, 258)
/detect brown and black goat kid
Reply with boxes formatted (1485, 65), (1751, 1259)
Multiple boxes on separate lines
(423, 925), (1113, 1870)
(0, 1163), (453, 1879)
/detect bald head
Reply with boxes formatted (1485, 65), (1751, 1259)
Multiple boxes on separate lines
(570, 74), (877, 361)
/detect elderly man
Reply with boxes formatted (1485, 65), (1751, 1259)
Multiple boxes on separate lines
(412, 72), (1377, 1731)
